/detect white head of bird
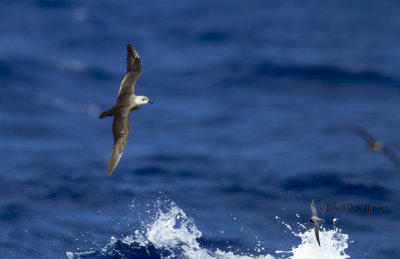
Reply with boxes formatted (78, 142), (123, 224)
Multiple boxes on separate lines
(135, 95), (153, 106)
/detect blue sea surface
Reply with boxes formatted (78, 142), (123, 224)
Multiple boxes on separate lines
(1, 0), (400, 258)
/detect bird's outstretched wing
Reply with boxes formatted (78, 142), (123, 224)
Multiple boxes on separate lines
(311, 199), (317, 217)
(107, 112), (130, 176)
(117, 44), (142, 98)
(314, 223), (321, 246)
(346, 125), (375, 143)
(381, 146), (400, 172)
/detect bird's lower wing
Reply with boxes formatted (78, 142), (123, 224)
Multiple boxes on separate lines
(107, 114), (130, 176)
(314, 223), (321, 246)
(107, 136), (128, 176)
(381, 147), (400, 171)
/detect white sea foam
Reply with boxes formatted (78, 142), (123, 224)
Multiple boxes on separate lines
(67, 200), (350, 259)
(145, 201), (207, 257)
(276, 227), (349, 259)
(135, 200), (274, 258)
(276, 215), (350, 259)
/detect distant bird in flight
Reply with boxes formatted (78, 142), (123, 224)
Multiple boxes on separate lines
(346, 125), (400, 171)
(99, 44), (153, 176)
(309, 199), (324, 247)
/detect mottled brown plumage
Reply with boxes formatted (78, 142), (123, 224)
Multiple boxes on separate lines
(99, 44), (153, 176)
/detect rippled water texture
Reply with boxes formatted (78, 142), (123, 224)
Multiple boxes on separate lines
(1, 0), (400, 258)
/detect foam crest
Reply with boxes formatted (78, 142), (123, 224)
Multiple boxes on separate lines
(145, 201), (206, 257)
(67, 200), (350, 259)
(290, 228), (349, 259)
(276, 217), (350, 259)
(143, 200), (273, 258)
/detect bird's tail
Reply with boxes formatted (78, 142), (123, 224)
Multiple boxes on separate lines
(99, 107), (115, 119)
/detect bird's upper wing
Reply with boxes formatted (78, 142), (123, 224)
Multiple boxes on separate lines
(346, 125), (375, 142)
(311, 199), (317, 217)
(117, 44), (142, 98)
(107, 112), (130, 176)
(314, 223), (321, 246)
(381, 146), (400, 171)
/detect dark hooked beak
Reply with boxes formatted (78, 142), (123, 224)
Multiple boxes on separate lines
(148, 100), (154, 104)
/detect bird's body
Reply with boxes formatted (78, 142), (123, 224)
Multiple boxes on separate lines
(99, 44), (153, 176)
(309, 199), (324, 247)
(368, 140), (383, 152)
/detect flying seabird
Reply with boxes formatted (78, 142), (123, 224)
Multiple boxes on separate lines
(309, 199), (324, 247)
(99, 44), (153, 176)
(346, 125), (400, 171)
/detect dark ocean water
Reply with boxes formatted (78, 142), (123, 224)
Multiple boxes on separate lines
(1, 0), (400, 258)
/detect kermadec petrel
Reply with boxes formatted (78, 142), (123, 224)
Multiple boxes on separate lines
(99, 44), (153, 176)
(309, 199), (324, 247)
(346, 125), (400, 171)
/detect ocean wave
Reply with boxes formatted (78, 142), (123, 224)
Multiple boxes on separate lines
(275, 216), (350, 259)
(256, 62), (397, 85)
(283, 173), (389, 200)
(67, 199), (350, 259)
(0, 56), (114, 87)
(0, 60), (12, 78)
(217, 61), (399, 89)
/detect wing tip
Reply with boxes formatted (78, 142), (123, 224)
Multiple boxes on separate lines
(106, 157), (119, 177)
(106, 162), (118, 177)
(106, 163), (116, 176)
(127, 43), (133, 52)
(106, 141), (125, 177)
(126, 43), (141, 73)
(127, 43), (139, 58)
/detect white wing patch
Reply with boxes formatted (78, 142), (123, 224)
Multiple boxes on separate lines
(118, 75), (127, 94)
